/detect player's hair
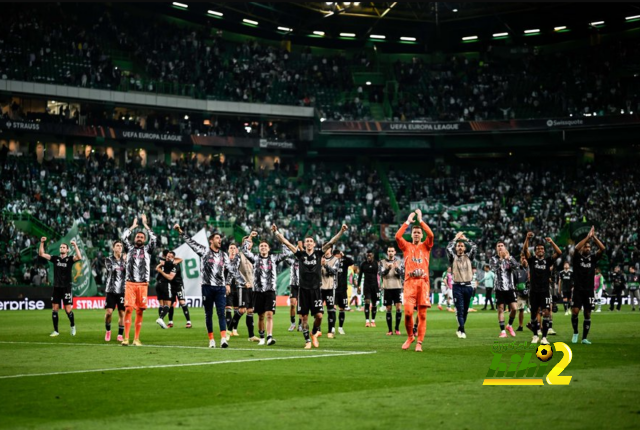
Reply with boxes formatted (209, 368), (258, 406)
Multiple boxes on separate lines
(484, 264), (490, 270)
(135, 231), (146, 239)
(456, 240), (466, 246)
(112, 240), (123, 248)
(495, 240), (505, 247)
(304, 235), (315, 242)
(333, 249), (341, 256)
(209, 232), (222, 241)
(411, 225), (422, 231)
(60, 242), (69, 249)
(387, 246), (396, 251)
(162, 249), (170, 257)
(259, 240), (269, 246)
(228, 243), (238, 248)
(535, 242), (546, 249)
(366, 250), (374, 254)
(166, 251), (175, 258)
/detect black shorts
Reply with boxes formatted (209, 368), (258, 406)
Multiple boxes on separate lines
(335, 289), (348, 309)
(156, 283), (172, 301)
(321, 289), (335, 310)
(364, 286), (381, 302)
(529, 291), (552, 315)
(171, 284), (185, 302)
(571, 290), (595, 311)
(52, 288), (73, 306)
(105, 293), (125, 311)
(562, 289), (573, 301)
(238, 288), (254, 309)
(254, 291), (277, 315)
(383, 289), (402, 306)
(290, 285), (299, 299)
(495, 290), (517, 306)
(297, 288), (324, 316)
(227, 288), (239, 308)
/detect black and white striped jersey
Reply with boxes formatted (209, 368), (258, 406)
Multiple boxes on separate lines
(225, 255), (243, 289)
(104, 255), (126, 294)
(241, 241), (290, 293)
(182, 233), (245, 287)
(288, 257), (300, 287)
(122, 228), (157, 283)
(489, 255), (521, 291)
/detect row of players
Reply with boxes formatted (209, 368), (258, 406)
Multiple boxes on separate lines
(40, 211), (609, 350)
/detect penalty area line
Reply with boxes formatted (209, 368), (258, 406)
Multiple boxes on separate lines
(0, 350), (376, 380)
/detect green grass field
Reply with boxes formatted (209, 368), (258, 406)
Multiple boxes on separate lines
(0, 307), (638, 430)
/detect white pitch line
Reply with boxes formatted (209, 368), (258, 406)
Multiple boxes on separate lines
(0, 340), (373, 354)
(0, 351), (376, 380)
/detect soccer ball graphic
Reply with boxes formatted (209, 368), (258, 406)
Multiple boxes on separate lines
(535, 344), (553, 362)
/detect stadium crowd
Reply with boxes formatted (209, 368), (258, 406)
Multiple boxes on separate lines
(392, 39), (640, 121)
(3, 3), (639, 121)
(388, 161), (640, 269)
(1, 155), (393, 284)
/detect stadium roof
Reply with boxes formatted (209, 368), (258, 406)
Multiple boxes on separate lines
(141, 2), (640, 52)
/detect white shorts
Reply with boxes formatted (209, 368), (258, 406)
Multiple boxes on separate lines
(441, 286), (452, 299)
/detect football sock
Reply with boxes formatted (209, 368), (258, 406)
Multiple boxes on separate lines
(404, 312), (414, 338)
(225, 309), (233, 331)
(417, 307), (427, 342)
(311, 325), (319, 336)
(508, 316), (514, 327)
(232, 310), (242, 330)
(364, 303), (370, 321)
(499, 320), (505, 331)
(328, 309), (336, 332)
(134, 309), (143, 339)
(339, 311), (345, 328)
(124, 309), (133, 339)
(182, 305), (190, 322)
(395, 311), (402, 331)
(105, 323), (111, 332)
(259, 330), (265, 339)
(290, 315), (295, 324)
(386, 311), (392, 331)
(118, 325), (124, 336)
(371, 306), (377, 321)
(159, 306), (169, 319)
(571, 315), (579, 334)
(168, 305), (175, 321)
(246, 314), (255, 337)
(542, 317), (550, 337)
(583, 318), (591, 339)
(52, 311), (59, 332)
(66, 311), (75, 326)
(303, 329), (311, 343)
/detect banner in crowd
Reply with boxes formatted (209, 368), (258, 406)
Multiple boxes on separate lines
(172, 229), (209, 297)
(321, 115), (640, 135)
(46, 223), (97, 297)
(409, 201), (485, 216)
(0, 118), (100, 137)
(0, 119), (264, 148)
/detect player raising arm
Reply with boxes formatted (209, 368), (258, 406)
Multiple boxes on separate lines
(273, 224), (348, 349)
(395, 209), (434, 352)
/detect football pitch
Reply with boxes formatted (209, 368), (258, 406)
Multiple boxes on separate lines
(0, 308), (638, 430)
